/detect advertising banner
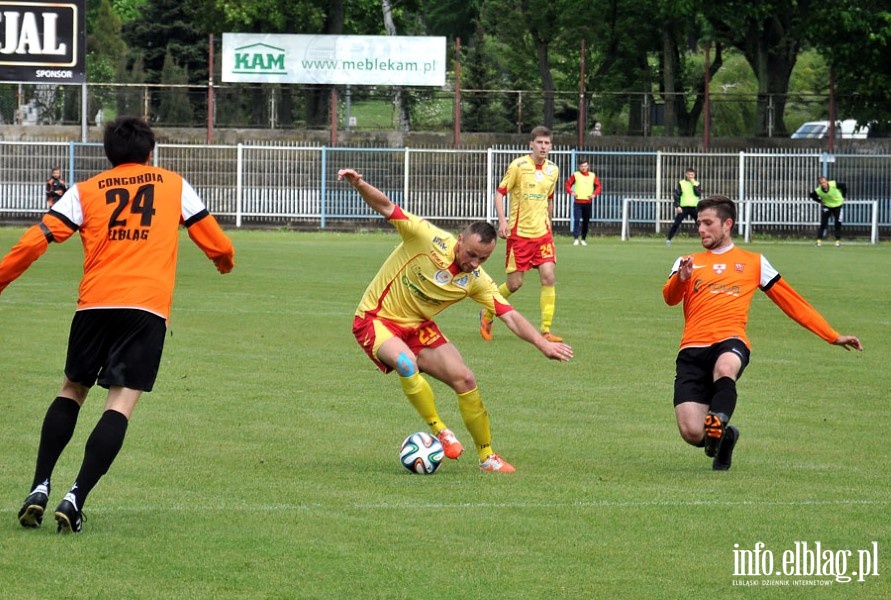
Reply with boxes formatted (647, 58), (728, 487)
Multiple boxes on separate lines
(0, 0), (86, 83)
(222, 34), (446, 86)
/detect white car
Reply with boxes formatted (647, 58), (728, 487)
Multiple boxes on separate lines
(790, 119), (869, 139)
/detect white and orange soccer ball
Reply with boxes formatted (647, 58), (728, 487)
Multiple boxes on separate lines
(399, 432), (444, 474)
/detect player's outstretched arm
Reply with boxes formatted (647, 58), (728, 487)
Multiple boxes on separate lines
(338, 169), (395, 218)
(499, 309), (573, 362)
(187, 214), (235, 274)
(833, 335), (863, 351)
(0, 221), (62, 294)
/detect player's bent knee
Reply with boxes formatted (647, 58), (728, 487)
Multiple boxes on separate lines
(677, 421), (704, 445)
(395, 351), (417, 377)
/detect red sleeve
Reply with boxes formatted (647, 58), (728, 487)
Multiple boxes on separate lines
(387, 204), (406, 221)
(763, 278), (839, 343)
(493, 297), (513, 317)
(564, 175), (575, 194)
(593, 176), (602, 198)
(187, 214), (236, 274)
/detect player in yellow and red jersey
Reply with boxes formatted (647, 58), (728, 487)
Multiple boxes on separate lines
(663, 196), (861, 471)
(2, 116), (234, 533)
(341, 168), (572, 473)
(479, 126), (563, 343)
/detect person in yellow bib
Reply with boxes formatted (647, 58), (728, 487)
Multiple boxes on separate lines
(479, 126), (563, 342)
(666, 167), (702, 245)
(809, 176), (847, 247)
(564, 157), (602, 246)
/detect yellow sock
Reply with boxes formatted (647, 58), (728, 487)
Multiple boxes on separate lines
(457, 388), (493, 461)
(400, 373), (445, 433)
(483, 283), (513, 321)
(540, 285), (556, 332)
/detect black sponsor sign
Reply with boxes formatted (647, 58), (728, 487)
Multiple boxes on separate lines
(0, 1), (85, 83)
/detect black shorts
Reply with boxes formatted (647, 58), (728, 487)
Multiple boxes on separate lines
(672, 339), (750, 407)
(65, 308), (167, 392)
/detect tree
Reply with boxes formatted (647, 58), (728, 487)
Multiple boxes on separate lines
(807, 1), (891, 134)
(479, 0), (562, 129)
(122, 0), (209, 85)
(460, 23), (514, 132)
(88, 0), (128, 120)
(702, 1), (813, 136)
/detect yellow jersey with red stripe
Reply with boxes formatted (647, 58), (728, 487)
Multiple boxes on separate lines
(497, 155), (559, 238)
(356, 206), (511, 327)
(663, 244), (839, 349)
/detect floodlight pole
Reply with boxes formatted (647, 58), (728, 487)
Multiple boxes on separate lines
(207, 34), (215, 144)
(828, 66), (837, 154)
(703, 40), (711, 150)
(330, 88), (338, 146)
(579, 39), (586, 148)
(453, 37), (462, 148)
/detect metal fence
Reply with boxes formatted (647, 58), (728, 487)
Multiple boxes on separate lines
(1, 141), (889, 241)
(0, 82), (869, 139)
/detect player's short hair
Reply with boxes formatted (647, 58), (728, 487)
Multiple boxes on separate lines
(104, 116), (155, 167)
(698, 195), (736, 223)
(578, 156), (590, 165)
(530, 125), (551, 141)
(685, 167), (696, 175)
(465, 221), (497, 244)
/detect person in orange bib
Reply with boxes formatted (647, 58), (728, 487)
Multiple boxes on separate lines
(4, 116), (235, 533)
(663, 195), (861, 471)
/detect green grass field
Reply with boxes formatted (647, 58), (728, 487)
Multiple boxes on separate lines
(0, 227), (888, 599)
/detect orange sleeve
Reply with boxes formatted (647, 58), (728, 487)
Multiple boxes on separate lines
(186, 212), (235, 274)
(0, 214), (76, 294)
(764, 278), (839, 343)
(662, 272), (686, 306)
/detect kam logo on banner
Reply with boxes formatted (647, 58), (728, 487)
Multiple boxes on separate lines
(0, 1), (85, 83)
(222, 33), (447, 87)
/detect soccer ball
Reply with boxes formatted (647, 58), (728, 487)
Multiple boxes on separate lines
(400, 432), (444, 474)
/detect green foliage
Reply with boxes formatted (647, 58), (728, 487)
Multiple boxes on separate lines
(460, 26), (515, 133)
(0, 230), (887, 597)
(207, 0), (325, 31)
(808, 1), (891, 131)
(122, 0), (208, 85)
(88, 0), (127, 70)
(116, 54), (146, 119)
(94, 0), (890, 135)
(158, 49), (195, 125)
(786, 50), (830, 128)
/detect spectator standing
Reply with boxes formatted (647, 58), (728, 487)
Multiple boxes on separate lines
(666, 167), (701, 245)
(809, 176), (847, 247)
(564, 158), (602, 246)
(45, 166), (67, 209)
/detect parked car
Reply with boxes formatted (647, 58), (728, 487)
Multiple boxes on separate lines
(790, 119), (869, 139)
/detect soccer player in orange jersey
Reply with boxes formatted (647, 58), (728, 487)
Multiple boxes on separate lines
(663, 196), (861, 471)
(340, 168), (573, 473)
(479, 126), (563, 343)
(2, 117), (235, 533)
